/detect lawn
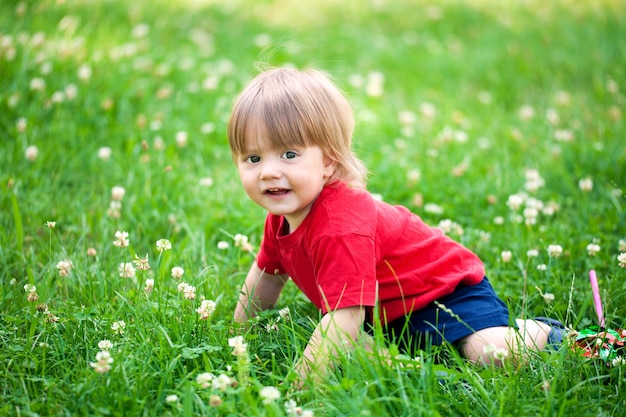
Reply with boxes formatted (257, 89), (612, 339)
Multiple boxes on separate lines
(1, 0), (625, 416)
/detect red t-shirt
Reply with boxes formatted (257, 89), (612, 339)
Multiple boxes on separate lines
(256, 181), (485, 324)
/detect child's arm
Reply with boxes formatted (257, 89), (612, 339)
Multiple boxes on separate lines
(233, 262), (289, 323)
(294, 305), (365, 386)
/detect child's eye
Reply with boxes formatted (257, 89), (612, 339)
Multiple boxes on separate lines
(245, 155), (261, 163)
(282, 151), (297, 159)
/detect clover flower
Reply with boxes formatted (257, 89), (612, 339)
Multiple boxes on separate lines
(524, 169), (545, 192)
(133, 254), (150, 271)
(196, 299), (216, 320)
(547, 244), (563, 258)
(111, 320), (126, 335)
(177, 282), (196, 300)
(56, 260), (73, 276)
(111, 186), (126, 201)
(586, 243), (601, 256)
(98, 147), (112, 160)
(156, 238), (172, 252)
(285, 400), (315, 417)
(113, 230), (129, 247)
(24, 284), (39, 302)
(165, 395), (179, 404)
(501, 251), (512, 263)
(98, 340), (113, 350)
(144, 278), (154, 293)
(119, 262), (136, 278)
(436, 219), (464, 236)
(618, 253), (626, 268)
(175, 131), (188, 147)
(228, 336), (247, 357)
(171, 266), (184, 279)
(619, 239), (626, 252)
(578, 177), (593, 192)
(234, 234), (253, 252)
(196, 372), (215, 388)
(506, 193), (526, 211)
(90, 350), (113, 373)
(45, 221), (56, 229)
(217, 241), (229, 250)
(212, 374), (234, 391)
(278, 307), (290, 321)
(543, 293), (555, 304)
(537, 264), (547, 271)
(259, 386), (281, 405)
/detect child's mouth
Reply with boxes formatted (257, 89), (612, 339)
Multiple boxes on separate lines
(265, 188), (290, 196)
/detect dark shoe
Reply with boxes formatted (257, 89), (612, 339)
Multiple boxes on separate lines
(534, 317), (567, 350)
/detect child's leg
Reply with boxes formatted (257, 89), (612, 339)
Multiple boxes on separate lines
(457, 319), (551, 365)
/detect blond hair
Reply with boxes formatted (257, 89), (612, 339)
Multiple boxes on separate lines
(227, 67), (368, 188)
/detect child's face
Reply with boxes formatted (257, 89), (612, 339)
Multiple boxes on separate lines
(235, 131), (335, 232)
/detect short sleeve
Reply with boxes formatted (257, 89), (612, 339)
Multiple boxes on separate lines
(256, 215), (285, 275)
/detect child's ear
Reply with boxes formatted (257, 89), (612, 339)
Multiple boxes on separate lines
(323, 156), (336, 179)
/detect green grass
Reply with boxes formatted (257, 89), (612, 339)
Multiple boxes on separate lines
(1, 0), (625, 415)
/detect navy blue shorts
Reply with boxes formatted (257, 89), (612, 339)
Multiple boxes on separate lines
(370, 277), (511, 354)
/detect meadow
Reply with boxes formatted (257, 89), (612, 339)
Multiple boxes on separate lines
(1, 0), (625, 415)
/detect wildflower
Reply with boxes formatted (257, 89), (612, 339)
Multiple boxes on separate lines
(196, 299), (216, 320)
(365, 71), (384, 97)
(612, 356), (625, 366)
(618, 252), (626, 268)
(199, 177), (214, 187)
(217, 241), (229, 250)
(24, 284), (36, 293)
(107, 201), (122, 218)
(424, 203), (444, 215)
(493, 216), (504, 225)
(56, 260), (73, 276)
(506, 193), (525, 211)
(541, 380), (550, 391)
(259, 386), (281, 405)
(78, 64), (92, 81)
(90, 350), (113, 373)
(209, 395), (222, 407)
(25, 145), (38, 161)
(212, 374), (233, 391)
(285, 400), (303, 416)
(87, 247), (97, 257)
(98, 340), (113, 350)
(547, 244), (563, 258)
(196, 372), (215, 388)
(177, 282), (196, 300)
(543, 293), (555, 304)
(165, 394), (179, 404)
(156, 239), (172, 252)
(554, 129), (573, 142)
(45, 221), (56, 228)
(228, 336), (248, 356)
(111, 320), (126, 335)
(493, 348), (509, 361)
(527, 249), (539, 257)
(501, 251), (512, 263)
(144, 278), (154, 293)
(619, 239), (626, 252)
(524, 169), (545, 192)
(234, 234), (249, 248)
(578, 177), (593, 192)
(133, 253), (150, 271)
(537, 264), (547, 271)
(119, 262), (136, 278)
(111, 186), (126, 201)
(586, 243), (601, 256)
(113, 230), (129, 247)
(278, 307), (290, 320)
(436, 219), (464, 236)
(30, 78), (45, 91)
(98, 147), (112, 160)
(518, 105), (535, 121)
(171, 266), (184, 279)
(175, 131), (188, 147)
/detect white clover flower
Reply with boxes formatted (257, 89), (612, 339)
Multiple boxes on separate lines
(165, 394), (179, 404)
(171, 266), (184, 279)
(78, 64), (92, 81)
(424, 203), (444, 215)
(527, 249), (539, 257)
(144, 279), (154, 293)
(217, 241), (229, 250)
(547, 244), (563, 258)
(119, 262), (136, 278)
(518, 105), (535, 121)
(578, 177), (593, 192)
(111, 320), (126, 335)
(90, 350), (113, 373)
(156, 238), (172, 252)
(196, 299), (216, 320)
(618, 252), (626, 268)
(175, 131), (188, 147)
(436, 219), (464, 236)
(25, 145), (38, 161)
(111, 186), (125, 201)
(501, 251), (512, 263)
(612, 356), (625, 366)
(45, 220), (56, 228)
(278, 307), (290, 320)
(493, 348), (509, 361)
(113, 230), (129, 247)
(24, 284), (36, 293)
(259, 386), (281, 405)
(537, 264), (547, 271)
(619, 239), (626, 252)
(56, 260), (73, 276)
(228, 336), (247, 356)
(98, 340), (113, 350)
(586, 243), (601, 256)
(506, 193), (525, 211)
(133, 253), (150, 271)
(212, 374), (233, 391)
(196, 372), (215, 388)
(543, 293), (555, 304)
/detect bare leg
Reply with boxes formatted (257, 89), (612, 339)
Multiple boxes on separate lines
(458, 319), (552, 365)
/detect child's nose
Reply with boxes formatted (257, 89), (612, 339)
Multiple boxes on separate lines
(259, 160), (281, 179)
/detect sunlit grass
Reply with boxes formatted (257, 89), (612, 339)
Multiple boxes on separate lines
(1, 0), (625, 415)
